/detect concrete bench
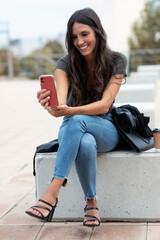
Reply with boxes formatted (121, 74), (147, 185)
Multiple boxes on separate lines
(35, 149), (160, 221)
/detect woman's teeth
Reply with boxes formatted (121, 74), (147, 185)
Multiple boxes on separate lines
(80, 45), (88, 50)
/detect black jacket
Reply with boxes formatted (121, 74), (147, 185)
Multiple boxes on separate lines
(112, 104), (154, 152)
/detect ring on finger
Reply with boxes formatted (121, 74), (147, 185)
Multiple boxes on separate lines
(50, 106), (56, 110)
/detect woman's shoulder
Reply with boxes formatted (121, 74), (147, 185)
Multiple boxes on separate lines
(56, 54), (69, 66)
(56, 54), (69, 74)
(111, 51), (127, 75)
(111, 51), (127, 64)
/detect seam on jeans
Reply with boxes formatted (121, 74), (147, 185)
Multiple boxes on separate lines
(56, 121), (86, 182)
(58, 125), (68, 145)
(56, 125), (68, 161)
(58, 116), (72, 146)
(58, 115), (75, 151)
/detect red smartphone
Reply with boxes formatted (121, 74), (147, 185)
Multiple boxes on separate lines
(39, 75), (58, 107)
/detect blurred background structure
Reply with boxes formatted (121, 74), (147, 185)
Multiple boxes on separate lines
(0, 0), (159, 80)
(0, 0), (160, 127)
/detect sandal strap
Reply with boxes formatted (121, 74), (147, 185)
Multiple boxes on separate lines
(84, 206), (99, 212)
(39, 199), (53, 208)
(84, 214), (99, 220)
(31, 205), (51, 212)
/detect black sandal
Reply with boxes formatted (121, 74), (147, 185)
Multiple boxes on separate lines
(25, 198), (58, 222)
(83, 206), (101, 227)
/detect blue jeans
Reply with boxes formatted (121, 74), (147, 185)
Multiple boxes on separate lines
(52, 113), (120, 200)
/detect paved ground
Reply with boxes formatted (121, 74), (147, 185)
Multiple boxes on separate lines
(0, 78), (160, 240)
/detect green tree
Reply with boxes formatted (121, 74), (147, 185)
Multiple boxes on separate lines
(21, 39), (65, 79)
(0, 59), (3, 75)
(44, 40), (64, 55)
(128, 0), (160, 72)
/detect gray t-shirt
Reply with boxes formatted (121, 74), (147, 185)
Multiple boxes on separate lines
(56, 52), (127, 107)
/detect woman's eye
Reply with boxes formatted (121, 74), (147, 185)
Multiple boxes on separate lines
(82, 33), (88, 37)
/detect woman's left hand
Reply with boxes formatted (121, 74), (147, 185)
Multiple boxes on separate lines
(46, 104), (72, 117)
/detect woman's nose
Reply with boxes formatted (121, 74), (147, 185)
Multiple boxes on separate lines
(77, 37), (84, 46)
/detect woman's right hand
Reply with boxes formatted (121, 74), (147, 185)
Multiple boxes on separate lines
(37, 89), (50, 109)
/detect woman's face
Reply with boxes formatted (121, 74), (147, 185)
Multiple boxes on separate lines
(72, 22), (96, 59)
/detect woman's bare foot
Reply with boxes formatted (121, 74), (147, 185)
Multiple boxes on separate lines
(83, 199), (100, 227)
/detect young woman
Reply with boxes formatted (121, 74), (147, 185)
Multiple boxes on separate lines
(25, 7), (127, 227)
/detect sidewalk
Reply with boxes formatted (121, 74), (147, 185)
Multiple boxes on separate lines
(0, 79), (160, 240)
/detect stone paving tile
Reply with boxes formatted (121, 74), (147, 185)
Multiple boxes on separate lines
(0, 184), (33, 218)
(91, 223), (147, 240)
(0, 80), (62, 183)
(97, 222), (147, 226)
(0, 225), (42, 240)
(147, 225), (160, 240)
(0, 188), (43, 225)
(36, 222), (92, 240)
(0, 165), (34, 218)
(148, 222), (160, 226)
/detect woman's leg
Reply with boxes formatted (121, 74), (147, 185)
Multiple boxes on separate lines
(74, 114), (119, 225)
(53, 114), (119, 182)
(26, 116), (70, 217)
(75, 133), (100, 226)
(75, 133), (97, 200)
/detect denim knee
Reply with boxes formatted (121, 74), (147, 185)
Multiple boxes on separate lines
(69, 115), (86, 128)
(70, 114), (86, 122)
(78, 133), (97, 155)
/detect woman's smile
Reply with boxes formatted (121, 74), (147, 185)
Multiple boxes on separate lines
(80, 45), (89, 50)
(79, 44), (90, 53)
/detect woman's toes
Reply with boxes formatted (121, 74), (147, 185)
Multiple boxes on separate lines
(93, 220), (99, 225)
(33, 210), (38, 215)
(28, 209), (40, 216)
(86, 220), (99, 225)
(34, 210), (41, 216)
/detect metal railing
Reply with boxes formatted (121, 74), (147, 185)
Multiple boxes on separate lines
(0, 52), (65, 79)
(128, 48), (160, 73)
(0, 48), (160, 80)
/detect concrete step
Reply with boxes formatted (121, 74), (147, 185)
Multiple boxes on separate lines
(35, 149), (160, 221)
(137, 65), (160, 72)
(128, 69), (160, 84)
(127, 76), (158, 84)
(130, 72), (159, 78)
(116, 83), (155, 103)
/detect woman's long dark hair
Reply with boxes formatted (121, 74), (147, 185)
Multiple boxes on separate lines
(66, 8), (113, 106)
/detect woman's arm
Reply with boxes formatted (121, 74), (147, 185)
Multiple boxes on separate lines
(55, 69), (68, 105)
(70, 74), (123, 115)
(54, 74), (124, 117)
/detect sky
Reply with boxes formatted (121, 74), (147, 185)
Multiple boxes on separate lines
(0, 0), (147, 52)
